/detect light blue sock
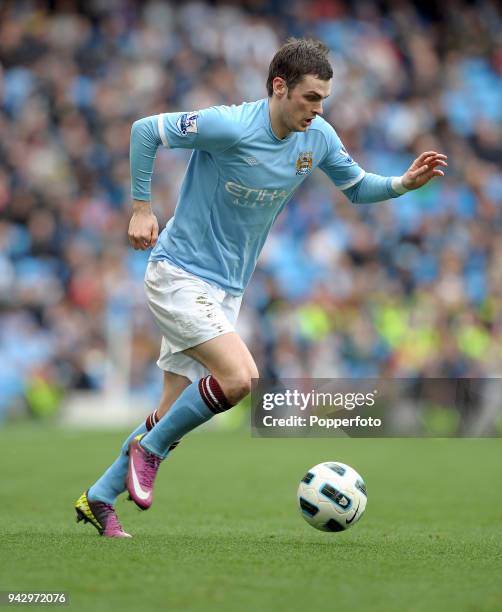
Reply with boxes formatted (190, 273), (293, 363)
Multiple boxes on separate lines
(88, 422), (148, 505)
(141, 381), (214, 459)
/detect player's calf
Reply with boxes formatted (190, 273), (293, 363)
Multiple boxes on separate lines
(126, 372), (250, 511)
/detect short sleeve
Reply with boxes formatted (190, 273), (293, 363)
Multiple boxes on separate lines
(157, 105), (241, 153)
(318, 123), (366, 191)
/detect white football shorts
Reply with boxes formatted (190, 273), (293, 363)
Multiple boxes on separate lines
(144, 259), (242, 382)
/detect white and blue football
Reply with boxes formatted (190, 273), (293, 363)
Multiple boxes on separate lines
(297, 462), (367, 532)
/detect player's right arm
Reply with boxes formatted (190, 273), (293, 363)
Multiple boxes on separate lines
(128, 115), (161, 250)
(128, 107), (240, 250)
(128, 199), (159, 251)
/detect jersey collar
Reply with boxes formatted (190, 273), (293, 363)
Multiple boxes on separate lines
(262, 98), (294, 143)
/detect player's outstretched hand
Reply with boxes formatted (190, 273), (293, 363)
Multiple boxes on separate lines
(128, 200), (159, 250)
(401, 151), (448, 190)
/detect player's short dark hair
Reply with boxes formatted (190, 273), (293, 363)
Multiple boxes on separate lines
(266, 38), (333, 97)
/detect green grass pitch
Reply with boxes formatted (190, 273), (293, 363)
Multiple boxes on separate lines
(0, 425), (501, 611)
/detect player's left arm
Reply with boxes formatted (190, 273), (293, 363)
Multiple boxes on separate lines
(318, 123), (447, 204)
(398, 150), (448, 190)
(344, 149), (447, 203)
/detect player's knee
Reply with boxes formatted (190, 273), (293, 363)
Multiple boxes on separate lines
(221, 365), (258, 405)
(224, 377), (251, 405)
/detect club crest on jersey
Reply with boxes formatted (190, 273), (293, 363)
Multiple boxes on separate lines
(296, 151), (313, 175)
(176, 112), (199, 136)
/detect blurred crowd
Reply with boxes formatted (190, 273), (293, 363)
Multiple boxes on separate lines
(1, 0), (501, 419)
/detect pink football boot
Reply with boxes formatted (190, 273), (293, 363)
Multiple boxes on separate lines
(126, 435), (163, 510)
(75, 491), (132, 538)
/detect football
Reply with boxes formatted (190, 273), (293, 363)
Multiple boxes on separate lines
(297, 462), (367, 532)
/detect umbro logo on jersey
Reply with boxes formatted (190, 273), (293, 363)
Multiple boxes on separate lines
(244, 157), (259, 166)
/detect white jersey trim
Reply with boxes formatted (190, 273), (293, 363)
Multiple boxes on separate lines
(157, 114), (169, 147)
(391, 176), (409, 194)
(339, 170), (366, 191)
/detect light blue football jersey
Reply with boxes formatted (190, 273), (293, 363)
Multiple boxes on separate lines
(130, 98), (400, 295)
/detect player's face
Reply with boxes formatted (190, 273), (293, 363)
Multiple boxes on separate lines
(282, 74), (332, 132)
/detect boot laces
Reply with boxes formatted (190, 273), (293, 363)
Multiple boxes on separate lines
(140, 451), (162, 488)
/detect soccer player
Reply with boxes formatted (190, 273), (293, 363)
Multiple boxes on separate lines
(75, 38), (447, 537)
